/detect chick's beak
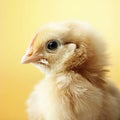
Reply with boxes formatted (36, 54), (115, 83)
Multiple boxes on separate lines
(21, 48), (43, 64)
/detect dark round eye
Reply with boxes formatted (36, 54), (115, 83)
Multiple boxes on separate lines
(46, 40), (60, 51)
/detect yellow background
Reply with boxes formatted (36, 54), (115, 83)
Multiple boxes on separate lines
(0, 0), (120, 120)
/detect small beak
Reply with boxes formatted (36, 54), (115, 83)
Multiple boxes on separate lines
(21, 48), (43, 64)
(21, 54), (43, 64)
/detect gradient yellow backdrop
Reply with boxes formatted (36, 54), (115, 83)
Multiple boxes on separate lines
(0, 0), (120, 120)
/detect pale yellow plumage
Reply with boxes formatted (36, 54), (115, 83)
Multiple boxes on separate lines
(21, 21), (120, 120)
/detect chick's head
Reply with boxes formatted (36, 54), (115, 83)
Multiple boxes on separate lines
(21, 21), (107, 74)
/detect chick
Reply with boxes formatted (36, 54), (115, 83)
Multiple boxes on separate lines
(21, 21), (120, 120)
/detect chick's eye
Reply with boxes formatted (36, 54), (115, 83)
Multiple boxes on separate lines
(46, 40), (60, 51)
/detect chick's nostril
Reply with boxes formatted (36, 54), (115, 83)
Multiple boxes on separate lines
(27, 52), (33, 56)
(25, 49), (33, 57)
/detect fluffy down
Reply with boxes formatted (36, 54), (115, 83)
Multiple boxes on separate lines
(21, 21), (120, 120)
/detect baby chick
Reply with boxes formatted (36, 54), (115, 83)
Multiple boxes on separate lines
(21, 21), (120, 120)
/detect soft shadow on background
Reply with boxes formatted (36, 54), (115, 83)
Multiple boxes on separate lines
(0, 0), (120, 120)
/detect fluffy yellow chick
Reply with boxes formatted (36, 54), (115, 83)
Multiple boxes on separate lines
(21, 21), (120, 120)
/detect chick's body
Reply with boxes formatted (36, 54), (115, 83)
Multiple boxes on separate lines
(21, 21), (120, 120)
